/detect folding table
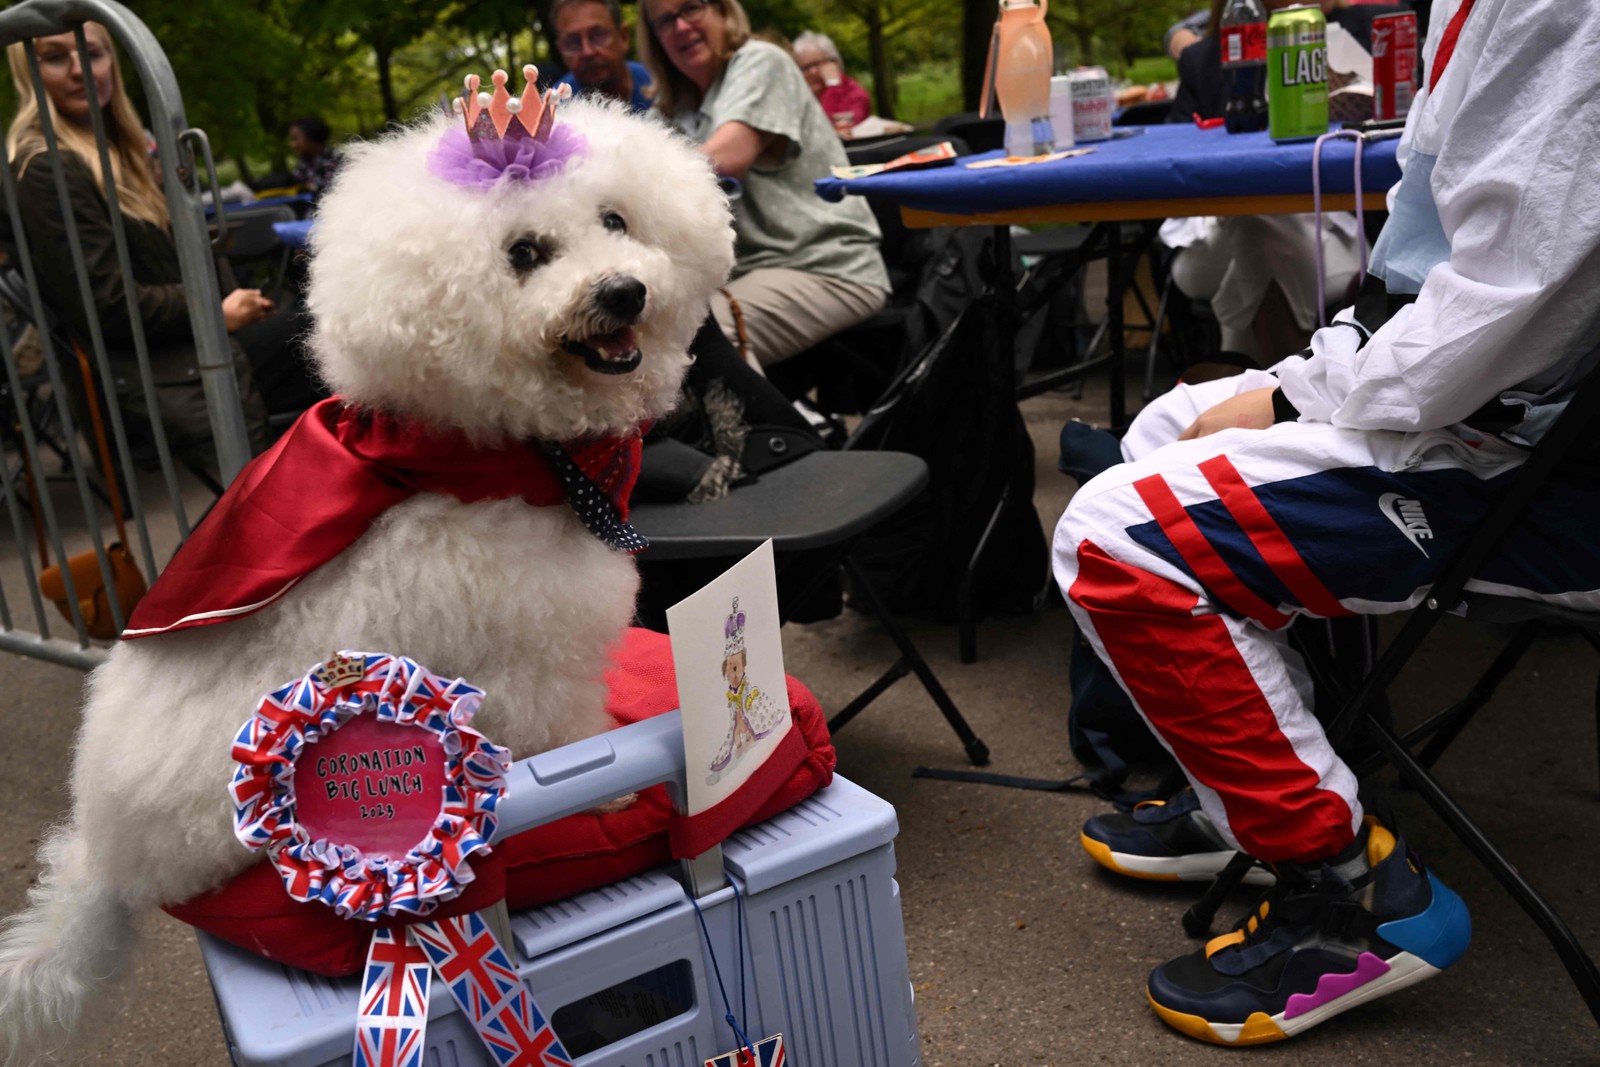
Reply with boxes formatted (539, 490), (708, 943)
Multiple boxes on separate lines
(816, 122), (1403, 426)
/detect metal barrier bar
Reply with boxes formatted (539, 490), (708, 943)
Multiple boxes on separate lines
(0, 330), (53, 639)
(75, 22), (180, 560)
(25, 43), (133, 634)
(0, 126), (94, 648)
(0, 626), (104, 670)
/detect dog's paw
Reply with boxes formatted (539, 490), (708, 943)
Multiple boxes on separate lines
(587, 792), (638, 815)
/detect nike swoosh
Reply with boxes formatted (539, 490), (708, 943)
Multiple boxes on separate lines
(1379, 492), (1430, 558)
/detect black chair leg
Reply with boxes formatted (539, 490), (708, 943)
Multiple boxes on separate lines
(957, 477), (1014, 665)
(1365, 716), (1600, 1026)
(1413, 622), (1539, 769)
(842, 557), (990, 766)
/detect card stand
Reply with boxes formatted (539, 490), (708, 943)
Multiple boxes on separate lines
(201, 775), (922, 1067)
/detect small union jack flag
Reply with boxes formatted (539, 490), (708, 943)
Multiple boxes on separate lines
(354, 927), (432, 1067)
(411, 914), (573, 1067)
(705, 1033), (785, 1067)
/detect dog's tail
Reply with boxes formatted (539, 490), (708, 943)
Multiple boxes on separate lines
(0, 825), (133, 1062)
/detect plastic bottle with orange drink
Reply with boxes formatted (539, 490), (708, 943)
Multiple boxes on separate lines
(985, 0), (1055, 157)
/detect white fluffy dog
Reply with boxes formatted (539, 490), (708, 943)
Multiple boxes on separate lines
(0, 96), (733, 1055)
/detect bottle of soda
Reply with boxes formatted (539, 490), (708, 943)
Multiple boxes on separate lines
(1219, 0), (1268, 133)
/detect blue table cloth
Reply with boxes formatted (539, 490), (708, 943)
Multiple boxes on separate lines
(815, 123), (1401, 218)
(204, 192), (314, 219)
(272, 219), (313, 250)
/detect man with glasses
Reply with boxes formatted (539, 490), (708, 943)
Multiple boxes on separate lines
(552, 0), (653, 112)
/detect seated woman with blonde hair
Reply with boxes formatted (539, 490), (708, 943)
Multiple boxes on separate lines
(5, 23), (323, 469)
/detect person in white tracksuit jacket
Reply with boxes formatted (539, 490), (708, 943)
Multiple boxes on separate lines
(1059, 0), (1600, 1046)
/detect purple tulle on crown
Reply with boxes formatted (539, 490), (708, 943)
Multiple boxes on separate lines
(427, 66), (587, 190)
(427, 123), (587, 190)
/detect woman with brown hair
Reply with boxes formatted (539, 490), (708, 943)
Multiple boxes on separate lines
(637, 0), (888, 370)
(5, 23), (322, 468)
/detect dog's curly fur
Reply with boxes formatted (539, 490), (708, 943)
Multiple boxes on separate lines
(0, 100), (733, 1060)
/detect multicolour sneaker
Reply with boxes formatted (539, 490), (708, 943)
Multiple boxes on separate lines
(1145, 819), (1471, 1046)
(1080, 789), (1275, 886)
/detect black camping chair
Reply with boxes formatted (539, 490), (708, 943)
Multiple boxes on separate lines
(1114, 99), (1174, 127)
(1181, 366), (1600, 1026)
(842, 281), (1051, 665)
(0, 262), (143, 509)
(0, 261), (229, 499)
(214, 202), (296, 303)
(763, 134), (970, 413)
(933, 110), (1003, 154)
(0, 264), (81, 494)
(629, 449), (991, 767)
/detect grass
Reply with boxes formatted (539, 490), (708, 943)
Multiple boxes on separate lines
(889, 59), (966, 128)
(1125, 55), (1179, 85)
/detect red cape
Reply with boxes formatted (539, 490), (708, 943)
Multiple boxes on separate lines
(124, 398), (641, 639)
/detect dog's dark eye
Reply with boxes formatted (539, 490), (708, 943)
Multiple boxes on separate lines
(601, 211), (627, 235)
(507, 239), (542, 274)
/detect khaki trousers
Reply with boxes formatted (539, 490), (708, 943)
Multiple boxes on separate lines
(712, 267), (887, 368)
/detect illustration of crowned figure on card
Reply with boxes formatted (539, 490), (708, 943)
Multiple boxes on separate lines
(667, 541), (794, 816)
(710, 596), (787, 784)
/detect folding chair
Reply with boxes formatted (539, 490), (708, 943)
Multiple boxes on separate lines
(932, 111), (1002, 154)
(214, 203), (296, 303)
(629, 449), (991, 766)
(1183, 366), (1600, 1026)
(0, 263), (121, 506)
(764, 133), (972, 414)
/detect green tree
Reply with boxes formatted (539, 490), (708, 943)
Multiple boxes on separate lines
(134, 0), (301, 161)
(1047, 0), (1197, 72)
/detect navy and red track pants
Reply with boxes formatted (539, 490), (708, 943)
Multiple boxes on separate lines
(1054, 369), (1599, 863)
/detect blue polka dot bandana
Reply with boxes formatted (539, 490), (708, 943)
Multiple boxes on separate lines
(541, 441), (649, 553)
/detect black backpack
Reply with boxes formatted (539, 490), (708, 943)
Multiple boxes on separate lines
(846, 269), (1050, 622)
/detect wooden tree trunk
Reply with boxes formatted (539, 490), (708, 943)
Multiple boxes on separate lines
(963, 0), (992, 111)
(1071, 0), (1095, 66)
(868, 13), (896, 119)
(376, 43), (400, 125)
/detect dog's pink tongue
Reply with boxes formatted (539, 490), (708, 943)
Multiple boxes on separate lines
(595, 327), (638, 359)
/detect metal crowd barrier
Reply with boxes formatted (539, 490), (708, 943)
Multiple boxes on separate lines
(0, 0), (252, 669)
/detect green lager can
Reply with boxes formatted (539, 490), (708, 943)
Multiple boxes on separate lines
(1267, 4), (1329, 141)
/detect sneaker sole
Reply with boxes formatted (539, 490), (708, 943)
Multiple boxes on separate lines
(1080, 831), (1276, 885)
(1147, 950), (1441, 1046)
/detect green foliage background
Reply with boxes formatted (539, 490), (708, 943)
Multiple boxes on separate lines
(2, 0), (1195, 173)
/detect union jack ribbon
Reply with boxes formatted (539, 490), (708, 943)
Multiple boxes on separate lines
(705, 1033), (786, 1067)
(354, 927), (432, 1067)
(410, 913), (574, 1067)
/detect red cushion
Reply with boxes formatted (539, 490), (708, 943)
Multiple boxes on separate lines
(165, 628), (836, 977)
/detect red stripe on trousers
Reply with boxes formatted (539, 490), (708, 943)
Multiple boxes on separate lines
(1133, 474), (1291, 630)
(1068, 539), (1356, 863)
(1430, 0), (1478, 93)
(1199, 455), (1351, 618)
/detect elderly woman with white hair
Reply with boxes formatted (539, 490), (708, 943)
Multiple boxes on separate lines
(791, 30), (871, 133)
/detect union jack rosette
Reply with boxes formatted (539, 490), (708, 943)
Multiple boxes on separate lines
(229, 651), (511, 922)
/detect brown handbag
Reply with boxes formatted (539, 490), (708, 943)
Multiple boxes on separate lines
(24, 346), (147, 639)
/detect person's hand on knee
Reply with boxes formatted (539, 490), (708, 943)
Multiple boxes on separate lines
(222, 288), (274, 332)
(1178, 386), (1277, 440)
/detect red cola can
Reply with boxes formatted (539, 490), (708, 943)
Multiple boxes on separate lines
(1371, 11), (1417, 121)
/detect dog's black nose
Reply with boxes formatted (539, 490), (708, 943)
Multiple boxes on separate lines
(595, 276), (647, 322)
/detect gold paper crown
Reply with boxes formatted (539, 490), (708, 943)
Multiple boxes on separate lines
(314, 651), (367, 690)
(453, 65), (572, 144)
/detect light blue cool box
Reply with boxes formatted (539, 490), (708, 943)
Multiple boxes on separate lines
(201, 711), (922, 1066)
